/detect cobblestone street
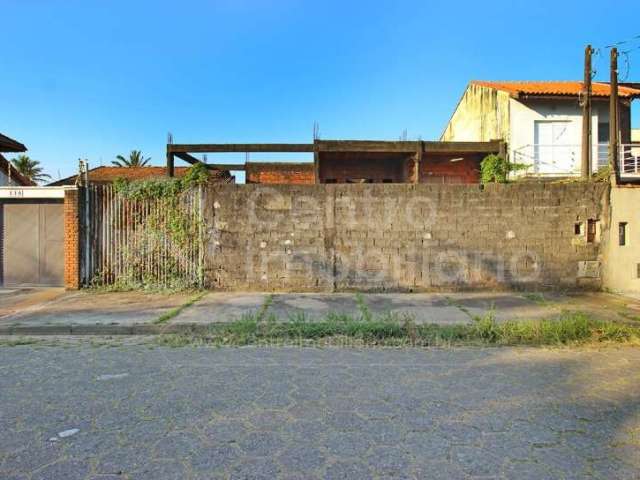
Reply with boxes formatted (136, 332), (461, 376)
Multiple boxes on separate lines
(1, 345), (639, 479)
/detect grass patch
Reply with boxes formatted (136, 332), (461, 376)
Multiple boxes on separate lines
(153, 292), (206, 325)
(469, 311), (624, 345)
(155, 310), (640, 348)
(521, 292), (548, 305)
(0, 337), (42, 347)
(618, 311), (640, 323)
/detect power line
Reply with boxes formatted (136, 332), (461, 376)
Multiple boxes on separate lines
(620, 51), (631, 82)
(604, 33), (640, 49)
(621, 43), (640, 55)
(591, 36), (640, 82)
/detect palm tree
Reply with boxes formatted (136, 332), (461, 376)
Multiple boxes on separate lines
(112, 150), (151, 167)
(10, 155), (51, 183)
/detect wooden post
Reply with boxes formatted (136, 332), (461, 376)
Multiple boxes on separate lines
(167, 151), (174, 177)
(610, 47), (619, 183)
(581, 45), (592, 179)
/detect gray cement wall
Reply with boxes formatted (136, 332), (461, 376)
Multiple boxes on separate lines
(205, 183), (609, 292)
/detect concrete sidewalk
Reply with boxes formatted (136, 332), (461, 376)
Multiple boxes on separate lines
(1, 288), (639, 335)
(0, 289), (192, 334)
(173, 291), (570, 325)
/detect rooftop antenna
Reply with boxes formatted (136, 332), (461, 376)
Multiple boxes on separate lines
(400, 129), (408, 141)
(167, 132), (173, 145)
(313, 121), (320, 141)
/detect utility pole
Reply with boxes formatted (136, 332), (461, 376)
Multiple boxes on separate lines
(581, 45), (593, 179)
(609, 47), (619, 184)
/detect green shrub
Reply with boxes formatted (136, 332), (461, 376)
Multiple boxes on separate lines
(480, 154), (529, 184)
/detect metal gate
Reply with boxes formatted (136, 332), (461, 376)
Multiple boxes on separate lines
(82, 185), (205, 289)
(2, 202), (64, 286)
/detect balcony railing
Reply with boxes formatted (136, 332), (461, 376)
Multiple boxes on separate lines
(620, 144), (640, 178)
(512, 143), (638, 178)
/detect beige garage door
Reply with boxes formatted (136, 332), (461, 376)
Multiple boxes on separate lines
(3, 202), (64, 286)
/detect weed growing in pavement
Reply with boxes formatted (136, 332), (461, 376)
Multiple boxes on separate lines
(521, 292), (548, 305)
(154, 310), (640, 348)
(355, 293), (373, 322)
(153, 292), (206, 325)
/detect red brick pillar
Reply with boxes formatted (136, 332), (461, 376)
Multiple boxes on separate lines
(64, 188), (81, 290)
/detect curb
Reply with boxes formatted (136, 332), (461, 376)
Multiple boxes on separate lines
(0, 323), (220, 336)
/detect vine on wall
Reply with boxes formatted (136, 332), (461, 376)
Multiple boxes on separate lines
(92, 163), (209, 291)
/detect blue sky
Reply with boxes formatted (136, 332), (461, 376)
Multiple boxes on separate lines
(3, 0), (640, 182)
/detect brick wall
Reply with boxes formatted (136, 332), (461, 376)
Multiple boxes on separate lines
(205, 182), (609, 292)
(243, 155), (484, 185)
(63, 189), (80, 289)
(319, 153), (410, 183)
(246, 163), (315, 184)
(419, 155), (482, 184)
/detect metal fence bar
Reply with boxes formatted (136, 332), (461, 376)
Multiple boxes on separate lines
(80, 185), (203, 289)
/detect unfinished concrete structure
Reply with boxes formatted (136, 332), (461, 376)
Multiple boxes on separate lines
(166, 139), (505, 185)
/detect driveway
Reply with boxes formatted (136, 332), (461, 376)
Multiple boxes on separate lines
(0, 345), (638, 479)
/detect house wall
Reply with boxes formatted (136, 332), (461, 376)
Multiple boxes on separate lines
(205, 183), (608, 292)
(246, 163), (315, 184)
(602, 186), (640, 293)
(620, 104), (632, 144)
(0, 170), (23, 187)
(509, 98), (611, 175)
(440, 84), (511, 142)
(442, 84), (635, 177)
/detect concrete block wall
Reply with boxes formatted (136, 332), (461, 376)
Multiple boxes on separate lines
(205, 182), (609, 292)
(63, 189), (80, 289)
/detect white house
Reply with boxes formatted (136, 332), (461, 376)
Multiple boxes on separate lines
(0, 133), (34, 186)
(441, 81), (640, 177)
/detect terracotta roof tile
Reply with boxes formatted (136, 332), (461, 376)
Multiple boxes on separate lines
(471, 80), (640, 98)
(49, 166), (233, 186)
